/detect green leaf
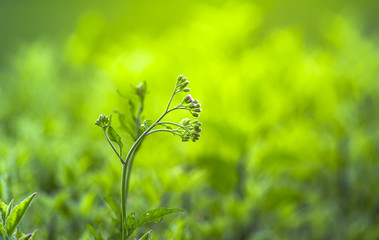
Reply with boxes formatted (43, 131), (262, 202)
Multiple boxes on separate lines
(138, 230), (152, 240)
(86, 224), (103, 240)
(5, 193), (37, 236)
(107, 126), (124, 155)
(0, 221), (6, 240)
(17, 234), (32, 240)
(6, 199), (14, 220)
(143, 120), (152, 130)
(136, 208), (184, 227)
(15, 227), (24, 238)
(104, 195), (121, 219)
(0, 200), (7, 223)
(114, 110), (135, 139)
(30, 229), (38, 239)
(125, 212), (137, 238)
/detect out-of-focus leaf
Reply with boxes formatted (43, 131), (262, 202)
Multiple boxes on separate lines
(137, 208), (184, 227)
(17, 234), (32, 240)
(0, 200), (7, 223)
(30, 229), (38, 239)
(0, 221), (6, 239)
(114, 110), (135, 139)
(6, 199), (14, 220)
(15, 227), (24, 238)
(108, 126), (124, 155)
(5, 193), (37, 236)
(104, 195), (121, 219)
(86, 224), (103, 240)
(138, 230), (152, 240)
(126, 212), (137, 238)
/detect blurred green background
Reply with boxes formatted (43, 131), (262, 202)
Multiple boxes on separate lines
(1, 0), (379, 239)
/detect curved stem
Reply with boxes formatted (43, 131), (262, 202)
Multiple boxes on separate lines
(103, 129), (125, 164)
(146, 129), (181, 136)
(157, 122), (191, 133)
(121, 82), (183, 238)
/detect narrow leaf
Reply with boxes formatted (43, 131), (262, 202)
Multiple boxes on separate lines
(0, 221), (6, 239)
(17, 234), (32, 240)
(86, 224), (103, 240)
(136, 208), (184, 227)
(30, 229), (38, 239)
(108, 126), (123, 155)
(5, 193), (37, 236)
(138, 230), (152, 240)
(0, 200), (7, 223)
(104, 195), (121, 219)
(6, 199), (14, 219)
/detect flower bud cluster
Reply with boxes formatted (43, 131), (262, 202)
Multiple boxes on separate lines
(179, 118), (202, 142)
(176, 75), (191, 92)
(182, 94), (202, 117)
(95, 113), (110, 129)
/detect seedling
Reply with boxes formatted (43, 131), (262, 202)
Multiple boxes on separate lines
(92, 75), (202, 239)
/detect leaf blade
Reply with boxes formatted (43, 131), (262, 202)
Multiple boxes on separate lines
(0, 200), (7, 223)
(136, 208), (184, 227)
(86, 224), (103, 240)
(107, 126), (124, 155)
(4, 193), (37, 236)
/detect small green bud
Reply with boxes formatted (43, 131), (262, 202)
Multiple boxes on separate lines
(177, 75), (184, 82)
(180, 118), (191, 126)
(180, 81), (189, 88)
(136, 81), (147, 97)
(192, 112), (200, 117)
(183, 88), (191, 92)
(95, 113), (110, 129)
(193, 108), (202, 112)
(183, 94), (194, 104)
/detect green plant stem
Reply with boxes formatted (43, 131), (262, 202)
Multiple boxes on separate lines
(121, 87), (179, 239)
(146, 129), (181, 136)
(157, 121), (191, 132)
(103, 129), (125, 164)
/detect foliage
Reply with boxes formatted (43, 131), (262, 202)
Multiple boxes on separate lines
(0, 193), (38, 240)
(1, 1), (379, 239)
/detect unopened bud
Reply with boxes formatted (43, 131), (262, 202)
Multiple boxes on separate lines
(193, 99), (199, 104)
(180, 81), (189, 88)
(183, 88), (191, 92)
(194, 126), (202, 132)
(192, 112), (200, 117)
(183, 94), (192, 103)
(193, 108), (202, 112)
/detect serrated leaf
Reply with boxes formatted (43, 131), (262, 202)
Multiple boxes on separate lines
(0, 200), (7, 223)
(17, 234), (32, 240)
(138, 230), (152, 240)
(0, 221), (6, 240)
(136, 208), (184, 227)
(107, 126), (124, 155)
(86, 224), (103, 240)
(114, 110), (135, 139)
(5, 193), (37, 236)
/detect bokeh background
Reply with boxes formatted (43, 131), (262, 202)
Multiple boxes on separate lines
(1, 1), (379, 239)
